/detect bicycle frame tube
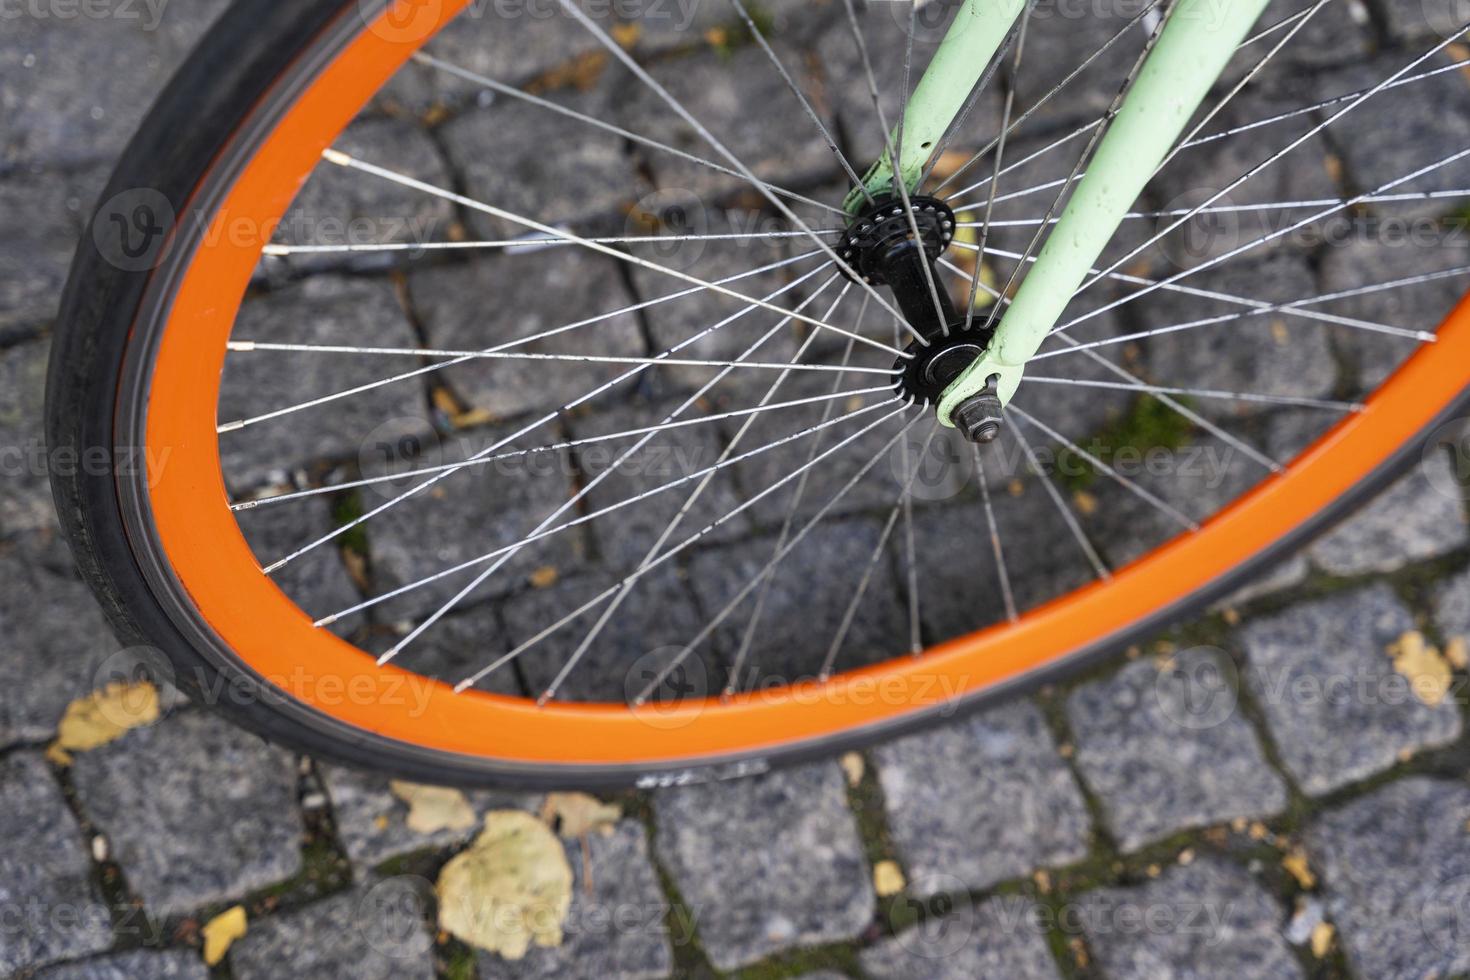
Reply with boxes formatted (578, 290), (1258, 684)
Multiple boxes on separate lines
(844, 0), (1025, 213)
(896, 0), (1273, 424)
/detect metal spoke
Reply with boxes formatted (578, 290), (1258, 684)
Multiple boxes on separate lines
(263, 228), (842, 256)
(412, 51), (843, 216)
(1010, 416), (1110, 581)
(973, 442), (1017, 623)
(729, 0), (872, 206)
(453, 403), (915, 692)
(629, 411), (923, 704)
(232, 384), (894, 510)
(1008, 404), (1198, 532)
(323, 148), (908, 358)
(550, 0), (925, 343)
(1022, 376), (1363, 412)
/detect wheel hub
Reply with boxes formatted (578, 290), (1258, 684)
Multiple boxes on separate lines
(837, 195), (995, 407)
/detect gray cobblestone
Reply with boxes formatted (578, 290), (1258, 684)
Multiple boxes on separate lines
(1066, 648), (1288, 852)
(0, 171), (98, 337)
(410, 248), (644, 419)
(0, 751), (113, 975)
(1433, 566), (1470, 641)
(1308, 776), (1470, 980)
(231, 500), (363, 630)
(477, 820), (673, 979)
(386, 602), (524, 697)
(0, 338), (60, 534)
(319, 764), (537, 875)
(501, 567), (715, 703)
(34, 949), (208, 980)
(1079, 858), (1302, 980)
(71, 711), (303, 918)
(217, 276), (433, 492)
(873, 700), (1092, 895)
(366, 420), (587, 621)
(229, 883), (435, 980)
(1307, 455), (1469, 576)
(1375, 0), (1470, 43)
(653, 762), (872, 970)
(1239, 583), (1462, 795)
(441, 86), (644, 242)
(860, 896), (1060, 980)
(0, 542), (120, 749)
(687, 519), (907, 681)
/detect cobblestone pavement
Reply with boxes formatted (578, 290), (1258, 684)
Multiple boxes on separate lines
(5, 1), (1470, 978)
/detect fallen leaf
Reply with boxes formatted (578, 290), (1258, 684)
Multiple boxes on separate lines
(1447, 636), (1468, 670)
(873, 861), (905, 897)
(1222, 607), (1242, 626)
(1073, 490), (1098, 516)
(202, 906), (247, 966)
(48, 682), (161, 764)
(1282, 850), (1316, 890)
(1177, 848), (1195, 866)
(1271, 320), (1290, 345)
(1033, 869), (1052, 893)
(540, 792), (621, 838)
(1310, 921), (1335, 958)
(528, 566), (560, 589)
(704, 26), (729, 48)
(1388, 631), (1453, 706)
(1007, 479), (1024, 497)
(437, 811), (573, 959)
(390, 781), (477, 835)
(1069, 936), (1089, 968)
(612, 22), (641, 48)
(839, 752), (865, 788)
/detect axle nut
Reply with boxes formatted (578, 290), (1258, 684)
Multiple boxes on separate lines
(953, 389), (1003, 445)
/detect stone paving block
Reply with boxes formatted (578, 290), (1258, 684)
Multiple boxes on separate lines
(319, 764), (537, 875)
(501, 567), (716, 703)
(363, 419), (588, 622)
(686, 518), (908, 682)
(1149, 89), (1340, 271)
(652, 762), (873, 971)
(1307, 776), (1470, 980)
(70, 711), (303, 918)
(383, 601), (524, 697)
(0, 751), (114, 975)
(35, 949), (208, 980)
(564, 395), (750, 571)
(229, 884), (435, 980)
(614, 42), (836, 202)
(860, 896), (1060, 980)
(231, 499), (363, 629)
(1317, 231), (1470, 393)
(1214, 553), (1312, 609)
(627, 209), (803, 395)
(1137, 251), (1338, 423)
(1434, 566), (1470, 643)
(1375, 0), (1470, 43)
(0, 543), (121, 749)
(1314, 53), (1470, 222)
(906, 482), (1099, 646)
(441, 84), (644, 242)
(477, 820), (674, 979)
(1066, 648), (1288, 852)
(0, 337), (61, 534)
(1238, 583), (1462, 795)
(217, 275), (434, 492)
(273, 117), (455, 269)
(1307, 454), (1468, 576)
(1079, 858), (1302, 980)
(382, 0), (613, 113)
(410, 247), (644, 419)
(0, 171), (96, 337)
(873, 700), (1092, 896)
(1223, 0), (1374, 78)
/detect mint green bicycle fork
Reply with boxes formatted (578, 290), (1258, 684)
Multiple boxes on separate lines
(848, 0), (1273, 436)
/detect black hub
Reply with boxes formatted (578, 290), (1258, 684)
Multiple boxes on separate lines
(838, 194), (995, 406)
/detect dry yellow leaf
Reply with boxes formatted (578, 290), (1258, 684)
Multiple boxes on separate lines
(1270, 319), (1290, 345)
(704, 26), (729, 48)
(1282, 851), (1316, 890)
(1310, 921), (1335, 958)
(1033, 869), (1052, 893)
(1007, 479), (1024, 497)
(390, 781), (477, 835)
(839, 752), (865, 788)
(1447, 636), (1469, 670)
(612, 22), (641, 48)
(1178, 848), (1195, 866)
(1388, 631), (1453, 706)
(1073, 490), (1098, 516)
(202, 906), (247, 966)
(540, 792), (621, 838)
(528, 566), (560, 590)
(437, 811), (572, 959)
(873, 860), (905, 897)
(48, 682), (160, 764)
